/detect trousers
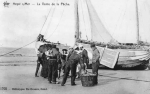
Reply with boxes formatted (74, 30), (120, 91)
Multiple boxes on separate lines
(48, 59), (58, 82)
(41, 58), (48, 78)
(92, 61), (99, 84)
(35, 57), (43, 76)
(61, 60), (77, 85)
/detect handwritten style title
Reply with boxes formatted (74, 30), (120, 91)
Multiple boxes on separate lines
(3, 1), (70, 7)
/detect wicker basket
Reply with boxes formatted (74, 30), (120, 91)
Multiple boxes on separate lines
(81, 74), (97, 87)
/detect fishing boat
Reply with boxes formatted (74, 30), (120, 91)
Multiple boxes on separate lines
(39, 0), (150, 69)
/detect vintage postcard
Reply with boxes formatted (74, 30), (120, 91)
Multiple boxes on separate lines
(0, 0), (150, 94)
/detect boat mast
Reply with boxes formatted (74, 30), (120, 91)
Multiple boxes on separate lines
(136, 0), (140, 44)
(75, 0), (79, 45)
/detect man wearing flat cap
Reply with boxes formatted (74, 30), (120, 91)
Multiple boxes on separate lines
(90, 43), (100, 84)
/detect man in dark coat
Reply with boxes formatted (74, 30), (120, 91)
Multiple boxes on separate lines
(61, 46), (80, 86)
(40, 44), (51, 78)
(90, 43), (100, 84)
(38, 44), (48, 78)
(46, 44), (59, 84)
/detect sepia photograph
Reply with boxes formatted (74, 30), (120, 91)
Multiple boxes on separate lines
(1, 0), (150, 94)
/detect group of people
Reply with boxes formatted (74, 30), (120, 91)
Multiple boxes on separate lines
(35, 34), (100, 86)
(35, 34), (64, 84)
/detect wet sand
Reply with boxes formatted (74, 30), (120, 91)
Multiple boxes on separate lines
(0, 63), (150, 94)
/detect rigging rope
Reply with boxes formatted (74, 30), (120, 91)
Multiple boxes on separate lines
(46, 0), (66, 39)
(0, 40), (36, 57)
(44, 0), (58, 36)
(112, 0), (129, 37)
(39, 0), (56, 34)
(0, 0), (57, 57)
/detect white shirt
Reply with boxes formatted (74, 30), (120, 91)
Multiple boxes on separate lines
(45, 50), (53, 56)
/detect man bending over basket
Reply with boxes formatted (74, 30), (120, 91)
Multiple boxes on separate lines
(61, 46), (81, 86)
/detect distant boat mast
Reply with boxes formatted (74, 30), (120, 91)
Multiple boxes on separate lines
(136, 0), (140, 44)
(75, 0), (79, 45)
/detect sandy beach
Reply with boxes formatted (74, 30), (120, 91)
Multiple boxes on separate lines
(0, 48), (150, 94)
(0, 62), (150, 94)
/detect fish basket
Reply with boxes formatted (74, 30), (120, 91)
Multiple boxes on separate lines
(80, 74), (97, 87)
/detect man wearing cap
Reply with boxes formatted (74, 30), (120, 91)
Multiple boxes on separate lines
(46, 44), (59, 84)
(90, 43), (100, 84)
(61, 46), (80, 86)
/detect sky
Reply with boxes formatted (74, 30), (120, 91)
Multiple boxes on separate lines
(0, 0), (77, 48)
(91, 0), (150, 44)
(0, 0), (150, 48)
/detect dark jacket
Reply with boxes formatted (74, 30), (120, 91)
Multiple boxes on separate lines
(66, 50), (74, 61)
(67, 50), (80, 64)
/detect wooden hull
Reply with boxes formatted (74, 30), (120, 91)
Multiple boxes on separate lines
(116, 49), (150, 69)
(80, 43), (150, 70)
(88, 60), (149, 70)
(115, 60), (149, 70)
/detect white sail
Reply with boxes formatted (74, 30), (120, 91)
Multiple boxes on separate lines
(88, 0), (150, 44)
(40, 0), (150, 46)
(77, 0), (115, 43)
(78, 0), (91, 41)
(138, 0), (150, 42)
(86, 0), (114, 43)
